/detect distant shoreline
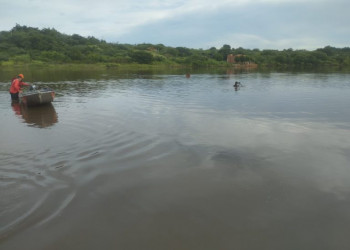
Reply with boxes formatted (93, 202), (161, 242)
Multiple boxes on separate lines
(1, 25), (349, 71)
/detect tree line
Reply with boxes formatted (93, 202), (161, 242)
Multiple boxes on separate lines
(1, 24), (350, 69)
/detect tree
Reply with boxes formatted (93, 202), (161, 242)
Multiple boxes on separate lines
(176, 47), (192, 57)
(218, 44), (231, 61)
(130, 50), (154, 64)
(1, 24), (350, 69)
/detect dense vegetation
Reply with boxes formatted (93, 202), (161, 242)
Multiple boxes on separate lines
(1, 24), (350, 69)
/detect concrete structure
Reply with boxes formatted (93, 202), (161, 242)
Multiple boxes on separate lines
(227, 54), (244, 63)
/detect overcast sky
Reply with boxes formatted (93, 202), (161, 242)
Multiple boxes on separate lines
(0, 0), (349, 50)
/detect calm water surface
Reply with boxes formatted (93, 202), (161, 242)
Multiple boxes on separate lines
(1, 71), (350, 250)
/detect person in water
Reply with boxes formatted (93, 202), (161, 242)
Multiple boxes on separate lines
(234, 81), (241, 88)
(9, 74), (31, 101)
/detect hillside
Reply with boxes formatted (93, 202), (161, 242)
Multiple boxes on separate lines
(0, 24), (350, 68)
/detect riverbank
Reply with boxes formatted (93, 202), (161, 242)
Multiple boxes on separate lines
(1, 61), (348, 83)
(0, 62), (260, 81)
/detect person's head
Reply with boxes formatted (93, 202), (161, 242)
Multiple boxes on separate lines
(18, 74), (24, 80)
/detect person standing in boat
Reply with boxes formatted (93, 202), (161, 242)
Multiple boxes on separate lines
(9, 74), (31, 102)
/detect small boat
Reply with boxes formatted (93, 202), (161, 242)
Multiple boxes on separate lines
(20, 88), (55, 106)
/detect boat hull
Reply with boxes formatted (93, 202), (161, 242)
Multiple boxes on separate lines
(20, 91), (55, 106)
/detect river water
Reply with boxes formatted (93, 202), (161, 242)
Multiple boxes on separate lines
(1, 69), (350, 250)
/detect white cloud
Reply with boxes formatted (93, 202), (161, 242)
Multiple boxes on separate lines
(0, 0), (348, 49)
(206, 33), (333, 50)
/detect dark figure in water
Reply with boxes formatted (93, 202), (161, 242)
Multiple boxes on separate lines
(233, 81), (241, 87)
(233, 81), (241, 88)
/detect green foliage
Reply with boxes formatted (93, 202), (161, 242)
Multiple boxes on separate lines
(11, 54), (31, 63)
(40, 51), (67, 62)
(0, 25), (350, 69)
(175, 47), (192, 57)
(130, 50), (154, 64)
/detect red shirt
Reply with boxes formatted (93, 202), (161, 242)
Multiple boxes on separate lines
(9, 78), (30, 94)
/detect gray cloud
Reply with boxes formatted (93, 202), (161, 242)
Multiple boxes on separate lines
(0, 0), (349, 49)
(117, 0), (350, 49)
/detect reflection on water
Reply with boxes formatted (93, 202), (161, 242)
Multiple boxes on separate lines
(1, 71), (350, 250)
(11, 102), (58, 128)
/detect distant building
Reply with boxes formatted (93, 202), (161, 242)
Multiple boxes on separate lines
(227, 54), (244, 63)
(227, 54), (235, 63)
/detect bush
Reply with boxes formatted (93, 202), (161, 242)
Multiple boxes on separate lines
(130, 50), (154, 64)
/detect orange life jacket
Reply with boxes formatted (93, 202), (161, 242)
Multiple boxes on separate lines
(9, 78), (29, 94)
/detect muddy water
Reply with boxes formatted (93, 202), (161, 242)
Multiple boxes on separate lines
(1, 71), (350, 250)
